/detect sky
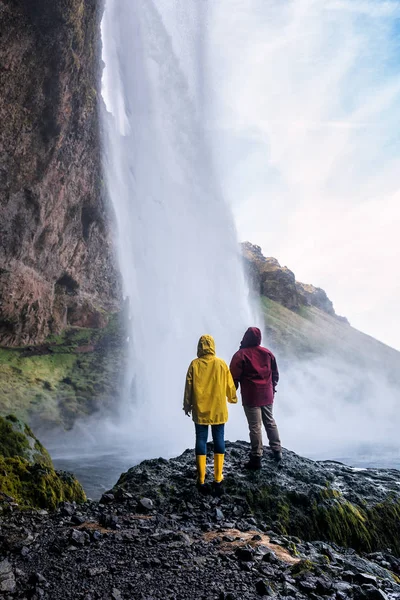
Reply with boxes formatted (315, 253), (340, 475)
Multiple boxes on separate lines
(207, 0), (400, 350)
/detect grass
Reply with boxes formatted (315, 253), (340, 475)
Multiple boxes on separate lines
(0, 313), (125, 429)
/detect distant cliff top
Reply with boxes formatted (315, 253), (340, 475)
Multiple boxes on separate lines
(241, 242), (348, 324)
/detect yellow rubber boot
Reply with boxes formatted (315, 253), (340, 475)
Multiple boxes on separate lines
(214, 453), (224, 483)
(196, 454), (206, 485)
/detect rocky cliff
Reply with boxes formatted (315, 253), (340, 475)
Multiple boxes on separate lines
(0, 0), (120, 347)
(242, 242), (347, 323)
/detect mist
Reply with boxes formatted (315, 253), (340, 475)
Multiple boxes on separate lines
(206, 0), (400, 350)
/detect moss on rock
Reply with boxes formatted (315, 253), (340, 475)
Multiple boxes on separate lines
(243, 482), (400, 555)
(0, 313), (125, 429)
(0, 456), (86, 510)
(0, 415), (52, 467)
(0, 415), (85, 509)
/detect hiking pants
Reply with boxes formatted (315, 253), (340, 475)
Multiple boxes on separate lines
(243, 404), (281, 456)
(195, 424), (225, 455)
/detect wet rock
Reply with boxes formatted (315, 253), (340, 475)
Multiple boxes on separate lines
(60, 502), (75, 517)
(0, 559), (16, 593)
(255, 579), (275, 596)
(99, 513), (119, 529)
(70, 514), (86, 525)
(354, 585), (389, 600)
(1, 442), (400, 600)
(354, 573), (378, 587)
(70, 529), (89, 546)
(139, 498), (154, 511)
(100, 493), (115, 505)
(261, 550), (278, 564)
(236, 546), (255, 562)
(215, 508), (224, 521)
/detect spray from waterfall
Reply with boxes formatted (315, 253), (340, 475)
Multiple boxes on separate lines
(100, 0), (257, 456)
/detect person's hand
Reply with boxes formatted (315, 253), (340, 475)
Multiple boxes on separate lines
(184, 408), (191, 417)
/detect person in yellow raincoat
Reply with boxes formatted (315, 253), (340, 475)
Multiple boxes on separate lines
(183, 334), (238, 493)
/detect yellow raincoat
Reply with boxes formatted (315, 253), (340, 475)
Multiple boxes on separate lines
(183, 335), (238, 425)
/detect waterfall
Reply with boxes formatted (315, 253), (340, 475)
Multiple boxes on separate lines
(101, 0), (255, 456)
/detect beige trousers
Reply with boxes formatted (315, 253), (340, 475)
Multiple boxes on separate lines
(243, 404), (281, 456)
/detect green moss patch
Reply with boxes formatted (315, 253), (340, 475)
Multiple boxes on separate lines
(0, 313), (125, 429)
(0, 415), (86, 509)
(244, 482), (400, 555)
(0, 415), (52, 467)
(0, 455), (85, 510)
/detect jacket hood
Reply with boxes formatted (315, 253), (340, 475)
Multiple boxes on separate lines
(197, 334), (216, 357)
(240, 327), (262, 349)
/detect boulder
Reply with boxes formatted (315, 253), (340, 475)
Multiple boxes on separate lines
(0, 414), (85, 510)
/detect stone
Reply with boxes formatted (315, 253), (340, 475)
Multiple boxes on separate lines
(255, 579), (275, 596)
(215, 508), (224, 521)
(0, 577), (16, 593)
(70, 529), (88, 546)
(139, 498), (154, 511)
(100, 493), (115, 504)
(355, 573), (378, 587)
(354, 586), (389, 600)
(261, 550), (278, 564)
(0, 560), (12, 576)
(235, 546), (255, 562)
(70, 514), (86, 525)
(0, 560), (16, 593)
(60, 502), (75, 516)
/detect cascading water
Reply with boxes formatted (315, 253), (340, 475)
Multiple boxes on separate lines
(100, 0), (257, 457)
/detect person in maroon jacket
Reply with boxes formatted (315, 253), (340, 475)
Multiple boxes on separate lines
(230, 327), (282, 469)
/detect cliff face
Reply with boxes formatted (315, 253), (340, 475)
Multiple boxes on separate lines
(242, 242), (347, 323)
(0, 0), (120, 347)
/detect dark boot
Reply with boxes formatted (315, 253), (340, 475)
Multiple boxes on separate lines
(196, 482), (210, 496)
(244, 455), (262, 470)
(273, 450), (282, 463)
(212, 481), (224, 498)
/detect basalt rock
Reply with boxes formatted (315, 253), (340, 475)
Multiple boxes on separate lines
(1, 443), (400, 599)
(242, 243), (299, 311)
(0, 0), (121, 347)
(242, 242), (347, 322)
(112, 442), (400, 556)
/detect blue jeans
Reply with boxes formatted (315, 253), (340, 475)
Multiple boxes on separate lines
(195, 424), (225, 455)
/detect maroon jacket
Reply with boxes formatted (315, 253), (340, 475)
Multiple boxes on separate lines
(229, 327), (279, 407)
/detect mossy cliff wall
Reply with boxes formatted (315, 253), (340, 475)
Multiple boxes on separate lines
(0, 315), (125, 430)
(0, 0), (121, 347)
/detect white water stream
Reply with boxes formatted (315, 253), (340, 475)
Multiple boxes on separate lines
(100, 0), (256, 456)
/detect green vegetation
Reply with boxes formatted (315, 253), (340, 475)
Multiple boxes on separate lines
(244, 481), (400, 555)
(0, 414), (52, 467)
(0, 314), (125, 429)
(291, 559), (315, 576)
(0, 414), (85, 509)
(0, 456), (85, 510)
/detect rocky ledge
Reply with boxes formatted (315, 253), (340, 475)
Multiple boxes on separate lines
(241, 243), (348, 323)
(1, 443), (400, 599)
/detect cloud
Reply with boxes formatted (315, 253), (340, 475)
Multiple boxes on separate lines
(206, 0), (400, 349)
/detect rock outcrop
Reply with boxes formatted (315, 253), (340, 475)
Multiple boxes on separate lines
(0, 414), (85, 509)
(1, 443), (400, 599)
(0, 0), (120, 347)
(242, 242), (348, 322)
